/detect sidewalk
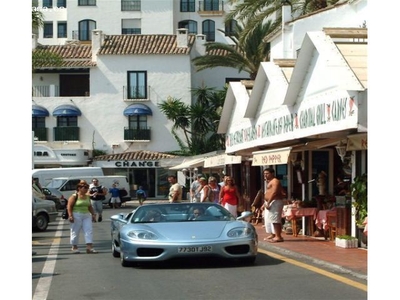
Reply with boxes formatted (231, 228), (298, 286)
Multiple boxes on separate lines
(255, 223), (367, 280)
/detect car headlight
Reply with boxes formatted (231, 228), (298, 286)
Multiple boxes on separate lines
(127, 230), (158, 240)
(227, 227), (253, 238)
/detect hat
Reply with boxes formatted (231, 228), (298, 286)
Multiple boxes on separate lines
(200, 177), (207, 181)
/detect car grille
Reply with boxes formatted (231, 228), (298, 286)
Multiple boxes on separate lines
(137, 248), (164, 257)
(225, 245), (250, 255)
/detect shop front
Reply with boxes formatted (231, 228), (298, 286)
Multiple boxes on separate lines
(92, 151), (183, 199)
(217, 29), (367, 237)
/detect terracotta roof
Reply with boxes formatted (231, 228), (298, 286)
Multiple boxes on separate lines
(93, 150), (180, 161)
(33, 44), (96, 68)
(98, 34), (196, 55)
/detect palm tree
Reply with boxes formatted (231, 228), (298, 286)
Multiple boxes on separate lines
(32, 7), (44, 31)
(192, 21), (274, 80)
(157, 87), (227, 155)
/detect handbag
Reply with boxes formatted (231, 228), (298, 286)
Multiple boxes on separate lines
(61, 207), (69, 220)
(62, 193), (76, 220)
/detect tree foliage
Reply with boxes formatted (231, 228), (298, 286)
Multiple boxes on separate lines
(158, 86), (227, 155)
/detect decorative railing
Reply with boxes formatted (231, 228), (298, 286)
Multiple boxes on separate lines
(124, 128), (151, 141)
(53, 127), (80, 141)
(121, 0), (141, 11)
(33, 127), (48, 141)
(123, 86), (150, 101)
(198, 1), (224, 12)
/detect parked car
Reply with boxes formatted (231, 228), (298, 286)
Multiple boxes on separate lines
(42, 187), (66, 210)
(110, 203), (258, 267)
(32, 196), (58, 232)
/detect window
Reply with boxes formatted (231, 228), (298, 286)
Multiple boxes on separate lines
(180, 0), (195, 12)
(33, 117), (46, 129)
(121, 0), (141, 11)
(78, 0), (96, 5)
(43, 0), (53, 8)
(202, 20), (215, 41)
(128, 71), (147, 99)
(122, 19), (141, 34)
(225, 19), (237, 36)
(78, 19), (96, 41)
(203, 0), (219, 11)
(43, 22), (53, 38)
(58, 22), (67, 38)
(128, 115), (148, 130)
(57, 116), (77, 127)
(178, 20), (197, 34)
(57, 0), (66, 7)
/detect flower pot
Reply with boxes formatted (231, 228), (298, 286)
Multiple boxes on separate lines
(335, 237), (358, 248)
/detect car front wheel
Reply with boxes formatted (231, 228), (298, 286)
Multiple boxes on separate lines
(34, 213), (49, 231)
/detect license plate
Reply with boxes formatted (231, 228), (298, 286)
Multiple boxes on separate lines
(178, 246), (212, 253)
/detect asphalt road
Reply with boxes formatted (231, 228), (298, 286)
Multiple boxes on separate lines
(32, 205), (367, 300)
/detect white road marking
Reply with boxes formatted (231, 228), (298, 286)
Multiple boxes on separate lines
(33, 220), (65, 300)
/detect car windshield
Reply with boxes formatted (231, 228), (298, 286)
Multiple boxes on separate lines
(46, 179), (67, 189)
(130, 203), (235, 223)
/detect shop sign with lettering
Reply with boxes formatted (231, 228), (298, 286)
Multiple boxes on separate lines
(94, 160), (161, 168)
(226, 92), (358, 152)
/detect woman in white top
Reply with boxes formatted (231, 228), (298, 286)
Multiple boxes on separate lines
(208, 176), (220, 204)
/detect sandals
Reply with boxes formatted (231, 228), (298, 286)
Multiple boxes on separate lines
(86, 248), (99, 254)
(269, 238), (284, 243)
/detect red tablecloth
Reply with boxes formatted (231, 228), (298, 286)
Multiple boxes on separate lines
(283, 207), (318, 220)
(315, 208), (336, 230)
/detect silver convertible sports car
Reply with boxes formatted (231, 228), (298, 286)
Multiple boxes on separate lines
(110, 203), (258, 267)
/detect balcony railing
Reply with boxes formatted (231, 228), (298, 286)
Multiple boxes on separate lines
(124, 127), (151, 141)
(32, 85), (60, 97)
(121, 0), (141, 11)
(33, 127), (48, 141)
(198, 1), (224, 12)
(53, 127), (80, 141)
(123, 86), (150, 101)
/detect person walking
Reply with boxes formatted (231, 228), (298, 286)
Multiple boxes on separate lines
(136, 186), (147, 206)
(108, 183), (121, 209)
(264, 167), (286, 243)
(190, 174), (203, 202)
(208, 176), (220, 204)
(89, 178), (107, 222)
(219, 176), (241, 217)
(67, 180), (98, 254)
(168, 174), (182, 203)
(198, 177), (211, 202)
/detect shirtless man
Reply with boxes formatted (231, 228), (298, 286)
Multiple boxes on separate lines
(264, 167), (286, 243)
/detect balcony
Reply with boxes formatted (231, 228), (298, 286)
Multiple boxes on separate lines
(198, 1), (224, 16)
(123, 86), (150, 102)
(32, 85), (60, 97)
(53, 127), (80, 141)
(33, 127), (48, 142)
(124, 127), (151, 141)
(121, 0), (141, 11)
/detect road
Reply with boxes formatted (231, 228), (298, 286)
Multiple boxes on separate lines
(32, 205), (367, 300)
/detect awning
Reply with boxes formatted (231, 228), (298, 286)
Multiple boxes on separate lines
(252, 147), (292, 166)
(204, 154), (242, 168)
(52, 104), (82, 117)
(123, 104), (152, 116)
(346, 133), (367, 151)
(169, 157), (205, 170)
(32, 105), (49, 117)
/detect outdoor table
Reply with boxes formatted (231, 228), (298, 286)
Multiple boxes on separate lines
(315, 208), (337, 231)
(283, 207), (318, 237)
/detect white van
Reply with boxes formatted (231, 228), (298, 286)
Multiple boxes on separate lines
(46, 175), (130, 205)
(32, 167), (104, 186)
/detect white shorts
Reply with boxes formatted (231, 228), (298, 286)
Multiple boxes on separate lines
(110, 197), (121, 203)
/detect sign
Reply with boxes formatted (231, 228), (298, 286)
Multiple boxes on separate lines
(252, 147), (292, 166)
(346, 133), (367, 150)
(204, 154), (242, 168)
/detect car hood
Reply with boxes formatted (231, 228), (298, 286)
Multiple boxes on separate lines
(126, 221), (240, 240)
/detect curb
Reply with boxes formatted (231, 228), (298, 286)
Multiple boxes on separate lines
(258, 241), (368, 281)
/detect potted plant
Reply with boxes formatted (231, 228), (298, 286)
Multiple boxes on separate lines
(350, 173), (367, 248)
(350, 173), (367, 226)
(335, 235), (358, 248)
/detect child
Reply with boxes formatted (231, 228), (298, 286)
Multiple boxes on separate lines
(136, 186), (147, 205)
